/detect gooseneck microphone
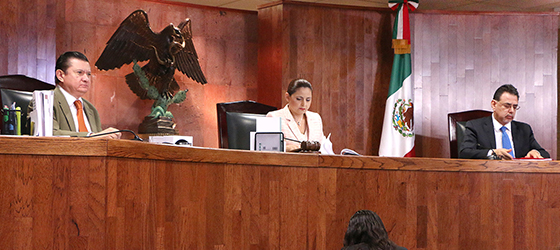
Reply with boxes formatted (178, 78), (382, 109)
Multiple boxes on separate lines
(86, 129), (143, 141)
(285, 138), (302, 143)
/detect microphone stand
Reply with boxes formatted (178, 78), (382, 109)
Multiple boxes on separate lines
(285, 138), (302, 143)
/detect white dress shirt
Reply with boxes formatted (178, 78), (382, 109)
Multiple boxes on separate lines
(58, 87), (92, 133)
(492, 115), (515, 157)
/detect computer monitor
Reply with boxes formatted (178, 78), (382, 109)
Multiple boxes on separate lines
(226, 112), (265, 150)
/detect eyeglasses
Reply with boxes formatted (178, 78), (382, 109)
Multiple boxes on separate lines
(498, 101), (520, 110)
(72, 69), (93, 79)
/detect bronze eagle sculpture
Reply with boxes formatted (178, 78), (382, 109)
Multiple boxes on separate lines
(95, 9), (207, 100)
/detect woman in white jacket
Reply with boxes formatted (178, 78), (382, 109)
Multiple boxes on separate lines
(266, 78), (325, 152)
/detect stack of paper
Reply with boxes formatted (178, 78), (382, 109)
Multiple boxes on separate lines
(29, 90), (54, 136)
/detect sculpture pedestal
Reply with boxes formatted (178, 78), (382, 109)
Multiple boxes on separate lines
(138, 116), (178, 134)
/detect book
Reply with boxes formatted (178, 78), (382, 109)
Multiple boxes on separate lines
(340, 148), (360, 156)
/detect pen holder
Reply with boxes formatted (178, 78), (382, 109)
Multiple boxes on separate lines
(1, 109), (20, 135)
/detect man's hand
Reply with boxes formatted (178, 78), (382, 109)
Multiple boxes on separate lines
(524, 149), (543, 159)
(494, 148), (514, 160)
(90, 127), (121, 139)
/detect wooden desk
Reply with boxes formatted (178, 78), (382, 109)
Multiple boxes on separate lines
(1, 136), (559, 249)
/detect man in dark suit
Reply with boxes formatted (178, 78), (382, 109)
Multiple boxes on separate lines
(460, 84), (549, 159)
(52, 51), (121, 139)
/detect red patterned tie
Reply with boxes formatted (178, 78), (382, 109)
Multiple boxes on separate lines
(74, 100), (88, 132)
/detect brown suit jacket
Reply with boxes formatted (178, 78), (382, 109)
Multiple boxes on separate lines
(52, 86), (102, 137)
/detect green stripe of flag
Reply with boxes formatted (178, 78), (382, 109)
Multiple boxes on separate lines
(391, 4), (402, 39)
(387, 53), (411, 97)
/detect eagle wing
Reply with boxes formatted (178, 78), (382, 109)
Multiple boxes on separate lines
(96, 10), (157, 70)
(175, 19), (207, 84)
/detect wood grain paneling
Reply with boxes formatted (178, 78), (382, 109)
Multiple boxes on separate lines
(257, 4), (285, 109)
(2, 0), (558, 157)
(258, 2), (558, 158)
(0, 0), (57, 82)
(1, 0), (259, 148)
(412, 12), (558, 159)
(258, 3), (395, 155)
(54, 0), (260, 148)
(3, 137), (560, 249)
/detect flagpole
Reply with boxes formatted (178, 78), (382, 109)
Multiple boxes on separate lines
(379, 0), (418, 157)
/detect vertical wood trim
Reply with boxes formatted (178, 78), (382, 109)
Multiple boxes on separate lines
(258, 5), (284, 108)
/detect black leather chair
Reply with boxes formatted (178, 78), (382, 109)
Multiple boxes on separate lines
(0, 75), (55, 134)
(216, 100), (277, 150)
(448, 110), (492, 158)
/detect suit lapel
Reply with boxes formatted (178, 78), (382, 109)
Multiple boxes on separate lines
(282, 107), (304, 142)
(482, 116), (496, 149)
(511, 121), (520, 158)
(55, 87), (77, 131)
(306, 113), (320, 140)
(82, 100), (97, 131)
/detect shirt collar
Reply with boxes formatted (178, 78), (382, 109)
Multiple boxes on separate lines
(58, 86), (83, 106)
(492, 114), (511, 131)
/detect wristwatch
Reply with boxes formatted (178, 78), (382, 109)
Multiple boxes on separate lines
(487, 149), (500, 160)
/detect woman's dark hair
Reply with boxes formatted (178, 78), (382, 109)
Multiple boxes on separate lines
(55, 51), (89, 83)
(493, 84), (519, 101)
(286, 78), (313, 96)
(342, 210), (398, 250)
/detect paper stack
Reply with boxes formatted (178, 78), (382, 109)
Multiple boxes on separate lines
(29, 90), (54, 136)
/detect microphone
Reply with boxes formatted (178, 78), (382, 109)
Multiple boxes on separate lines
(285, 138), (302, 143)
(86, 129), (143, 141)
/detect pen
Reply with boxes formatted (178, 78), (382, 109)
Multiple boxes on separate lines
(2, 105), (8, 134)
(16, 106), (21, 135)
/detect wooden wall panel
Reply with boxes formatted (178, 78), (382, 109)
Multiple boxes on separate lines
(0, 0), (57, 82)
(412, 13), (558, 158)
(1, 0), (258, 148)
(3, 137), (560, 249)
(2, 0), (558, 157)
(259, 2), (558, 158)
(258, 4), (285, 108)
(258, 3), (395, 155)
(53, 0), (259, 147)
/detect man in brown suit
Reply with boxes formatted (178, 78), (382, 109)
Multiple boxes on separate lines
(52, 51), (121, 139)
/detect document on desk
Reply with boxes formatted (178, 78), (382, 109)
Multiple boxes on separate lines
(29, 90), (54, 136)
(513, 158), (552, 161)
(319, 133), (335, 155)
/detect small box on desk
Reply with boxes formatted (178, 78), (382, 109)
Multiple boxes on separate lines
(149, 135), (193, 147)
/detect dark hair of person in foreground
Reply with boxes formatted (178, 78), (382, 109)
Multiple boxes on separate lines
(341, 210), (406, 250)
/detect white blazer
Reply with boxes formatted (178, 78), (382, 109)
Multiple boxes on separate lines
(266, 105), (325, 147)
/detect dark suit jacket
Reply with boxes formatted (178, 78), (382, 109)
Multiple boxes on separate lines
(53, 86), (102, 137)
(459, 116), (549, 159)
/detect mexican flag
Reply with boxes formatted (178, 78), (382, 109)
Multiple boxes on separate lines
(379, 0), (418, 157)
